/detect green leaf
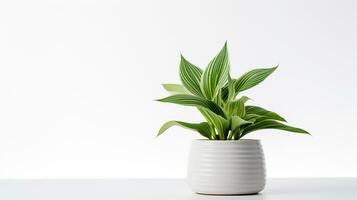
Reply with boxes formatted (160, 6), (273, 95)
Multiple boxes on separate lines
(227, 74), (235, 102)
(158, 94), (226, 117)
(220, 85), (229, 102)
(179, 55), (204, 97)
(214, 89), (225, 107)
(244, 113), (261, 121)
(200, 42), (230, 100)
(220, 78), (237, 102)
(244, 113), (277, 124)
(230, 115), (252, 133)
(241, 119), (310, 137)
(225, 96), (250, 117)
(234, 66), (278, 94)
(246, 106), (286, 122)
(199, 108), (229, 140)
(162, 84), (188, 94)
(157, 120), (212, 139)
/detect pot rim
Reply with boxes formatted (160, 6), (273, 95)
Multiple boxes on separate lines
(193, 139), (260, 143)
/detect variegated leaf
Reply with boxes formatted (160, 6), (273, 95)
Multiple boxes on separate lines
(199, 108), (229, 140)
(246, 105), (286, 122)
(224, 96), (250, 117)
(157, 120), (212, 139)
(162, 84), (188, 94)
(179, 55), (204, 97)
(234, 66), (278, 94)
(158, 94), (226, 117)
(241, 119), (310, 137)
(231, 115), (252, 133)
(200, 42), (230, 100)
(227, 74), (235, 102)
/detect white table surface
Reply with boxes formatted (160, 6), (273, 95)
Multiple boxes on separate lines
(0, 178), (356, 200)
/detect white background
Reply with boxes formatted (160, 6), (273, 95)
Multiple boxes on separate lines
(0, 0), (356, 178)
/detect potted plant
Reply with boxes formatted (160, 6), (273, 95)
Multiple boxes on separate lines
(157, 42), (309, 195)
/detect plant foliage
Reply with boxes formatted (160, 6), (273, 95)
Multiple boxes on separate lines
(157, 42), (309, 140)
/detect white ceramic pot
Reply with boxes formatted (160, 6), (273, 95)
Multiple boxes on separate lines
(187, 139), (265, 195)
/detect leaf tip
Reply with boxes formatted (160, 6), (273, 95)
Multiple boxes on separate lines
(156, 131), (162, 138)
(180, 53), (186, 60)
(297, 128), (310, 135)
(223, 41), (228, 51)
(154, 98), (163, 102)
(161, 84), (170, 90)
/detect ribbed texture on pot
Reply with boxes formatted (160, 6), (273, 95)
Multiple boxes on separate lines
(187, 139), (265, 195)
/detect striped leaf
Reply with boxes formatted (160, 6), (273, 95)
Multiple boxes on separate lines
(225, 96), (250, 117)
(227, 74), (235, 102)
(179, 55), (204, 97)
(231, 115), (252, 133)
(162, 84), (188, 94)
(244, 113), (261, 122)
(241, 119), (310, 137)
(157, 120), (212, 139)
(234, 66), (278, 94)
(246, 105), (286, 122)
(200, 42), (230, 100)
(199, 108), (229, 140)
(157, 42), (309, 140)
(158, 94), (226, 117)
(220, 85), (229, 102)
(221, 77), (238, 102)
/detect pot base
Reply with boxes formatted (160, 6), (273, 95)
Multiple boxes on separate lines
(196, 192), (259, 196)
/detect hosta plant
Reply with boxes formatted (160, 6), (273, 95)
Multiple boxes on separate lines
(157, 42), (309, 140)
